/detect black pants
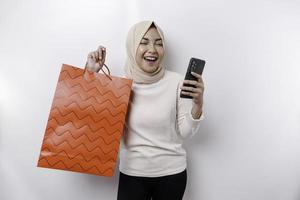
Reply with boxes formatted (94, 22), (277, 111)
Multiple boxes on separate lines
(117, 169), (187, 200)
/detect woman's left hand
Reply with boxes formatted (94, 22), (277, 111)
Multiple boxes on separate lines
(180, 72), (204, 119)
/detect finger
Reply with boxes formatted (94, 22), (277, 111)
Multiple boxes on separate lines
(98, 45), (105, 51)
(181, 91), (198, 98)
(183, 80), (198, 86)
(98, 47), (106, 64)
(102, 47), (106, 63)
(96, 48), (101, 61)
(182, 81), (204, 89)
(97, 47), (105, 62)
(94, 51), (99, 62)
(180, 86), (197, 92)
(97, 46), (106, 54)
(184, 80), (204, 89)
(191, 73), (204, 86)
(88, 52), (94, 60)
(191, 71), (202, 79)
(180, 86), (203, 93)
(92, 52), (97, 61)
(197, 76), (204, 85)
(88, 52), (94, 58)
(194, 81), (204, 89)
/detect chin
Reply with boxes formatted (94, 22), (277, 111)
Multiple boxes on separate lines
(140, 61), (160, 72)
(142, 65), (159, 73)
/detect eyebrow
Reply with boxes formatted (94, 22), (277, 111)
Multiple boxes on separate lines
(141, 37), (162, 41)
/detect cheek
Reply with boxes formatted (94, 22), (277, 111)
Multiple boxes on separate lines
(158, 48), (165, 59)
(136, 47), (145, 60)
(135, 49), (144, 66)
(137, 46), (146, 55)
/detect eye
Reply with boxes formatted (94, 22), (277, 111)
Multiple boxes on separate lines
(155, 40), (163, 46)
(140, 39), (148, 45)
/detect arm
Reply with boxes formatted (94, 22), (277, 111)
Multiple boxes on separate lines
(180, 71), (204, 119)
(176, 82), (204, 139)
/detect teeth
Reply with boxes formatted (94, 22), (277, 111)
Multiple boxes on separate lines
(144, 56), (157, 61)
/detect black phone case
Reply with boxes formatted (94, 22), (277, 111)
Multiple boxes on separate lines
(180, 57), (205, 99)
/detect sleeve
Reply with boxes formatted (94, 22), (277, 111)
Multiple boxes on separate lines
(175, 81), (204, 139)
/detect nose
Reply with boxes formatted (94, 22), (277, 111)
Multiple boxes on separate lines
(148, 43), (157, 53)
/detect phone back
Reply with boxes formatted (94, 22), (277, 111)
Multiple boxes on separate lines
(184, 58), (205, 81)
(180, 57), (205, 99)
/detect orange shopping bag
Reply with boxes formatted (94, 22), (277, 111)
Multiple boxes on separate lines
(37, 63), (132, 176)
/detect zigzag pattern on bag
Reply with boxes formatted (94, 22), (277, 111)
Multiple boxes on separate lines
(37, 64), (132, 176)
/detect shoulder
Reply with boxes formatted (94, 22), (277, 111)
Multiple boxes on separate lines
(163, 70), (185, 97)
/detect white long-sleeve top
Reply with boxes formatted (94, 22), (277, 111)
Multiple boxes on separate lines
(118, 70), (204, 177)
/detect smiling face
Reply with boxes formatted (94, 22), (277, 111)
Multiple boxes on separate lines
(135, 26), (165, 74)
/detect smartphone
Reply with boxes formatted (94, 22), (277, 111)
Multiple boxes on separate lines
(180, 57), (205, 99)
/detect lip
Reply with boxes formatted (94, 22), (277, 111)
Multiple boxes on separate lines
(144, 59), (156, 64)
(144, 57), (157, 61)
(144, 56), (158, 61)
(143, 58), (158, 66)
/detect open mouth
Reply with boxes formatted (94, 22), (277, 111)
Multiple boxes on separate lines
(144, 56), (158, 62)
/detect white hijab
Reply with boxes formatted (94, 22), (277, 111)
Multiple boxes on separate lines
(124, 21), (166, 84)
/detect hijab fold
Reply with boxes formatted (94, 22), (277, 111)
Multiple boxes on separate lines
(124, 21), (165, 84)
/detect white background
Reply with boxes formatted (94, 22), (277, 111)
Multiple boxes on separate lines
(1, 0), (300, 200)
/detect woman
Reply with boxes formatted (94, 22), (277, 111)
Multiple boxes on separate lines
(85, 21), (204, 200)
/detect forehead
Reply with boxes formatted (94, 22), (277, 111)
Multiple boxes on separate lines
(143, 27), (161, 39)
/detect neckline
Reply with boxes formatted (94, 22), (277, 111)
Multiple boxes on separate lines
(133, 71), (168, 88)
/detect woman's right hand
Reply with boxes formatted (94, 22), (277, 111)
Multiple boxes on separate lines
(85, 45), (106, 72)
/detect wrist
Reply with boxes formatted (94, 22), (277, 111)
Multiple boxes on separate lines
(85, 62), (100, 73)
(85, 66), (100, 73)
(191, 105), (202, 119)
